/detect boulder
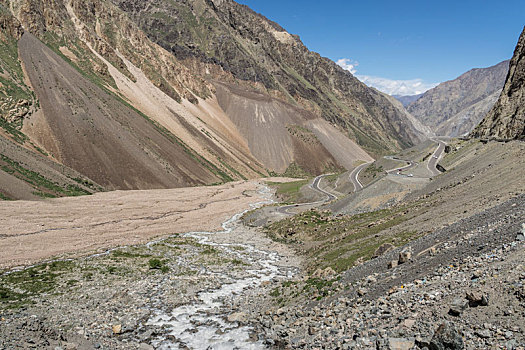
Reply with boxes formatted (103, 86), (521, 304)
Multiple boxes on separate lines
(398, 249), (412, 264)
(388, 260), (398, 269)
(227, 312), (248, 323)
(465, 290), (489, 307)
(112, 324), (122, 335)
(388, 337), (415, 350)
(429, 321), (464, 350)
(373, 243), (395, 258)
(448, 298), (469, 316)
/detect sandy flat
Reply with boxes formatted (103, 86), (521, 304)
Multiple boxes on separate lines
(0, 180), (269, 269)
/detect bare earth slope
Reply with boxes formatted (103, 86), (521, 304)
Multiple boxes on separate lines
(109, 0), (424, 156)
(408, 60), (509, 137)
(473, 27), (525, 140)
(19, 32), (222, 190)
(0, 0), (377, 188)
(0, 131), (101, 200)
(215, 82), (348, 173)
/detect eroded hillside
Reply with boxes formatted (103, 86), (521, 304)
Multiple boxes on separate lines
(0, 0), (429, 199)
(108, 0), (425, 156)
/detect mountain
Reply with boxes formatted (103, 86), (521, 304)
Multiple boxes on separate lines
(109, 0), (424, 153)
(392, 93), (423, 107)
(0, 0), (422, 199)
(407, 60), (510, 137)
(472, 27), (525, 140)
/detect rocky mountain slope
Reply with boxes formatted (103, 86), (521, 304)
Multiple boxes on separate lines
(407, 60), (509, 137)
(106, 0), (425, 155)
(473, 27), (525, 140)
(0, 0), (426, 198)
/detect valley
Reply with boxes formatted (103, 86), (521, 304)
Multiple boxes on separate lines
(0, 0), (524, 349)
(1, 137), (523, 349)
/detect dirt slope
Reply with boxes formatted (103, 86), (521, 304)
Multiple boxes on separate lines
(19, 32), (223, 190)
(215, 82), (348, 173)
(109, 0), (424, 156)
(0, 129), (102, 200)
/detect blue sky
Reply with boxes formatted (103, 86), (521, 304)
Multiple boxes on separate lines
(236, 0), (525, 95)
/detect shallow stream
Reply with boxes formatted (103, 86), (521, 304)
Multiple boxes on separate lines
(147, 186), (295, 349)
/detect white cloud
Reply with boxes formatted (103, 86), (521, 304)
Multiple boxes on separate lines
(336, 57), (437, 96)
(336, 58), (358, 74)
(355, 75), (438, 96)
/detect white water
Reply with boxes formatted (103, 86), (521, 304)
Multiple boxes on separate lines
(147, 185), (294, 349)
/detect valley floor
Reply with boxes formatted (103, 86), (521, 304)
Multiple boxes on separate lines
(0, 180), (276, 269)
(0, 140), (524, 349)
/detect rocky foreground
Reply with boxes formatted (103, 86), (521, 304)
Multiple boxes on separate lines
(249, 195), (525, 349)
(1, 193), (523, 349)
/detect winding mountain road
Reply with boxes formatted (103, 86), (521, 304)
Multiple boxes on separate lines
(427, 139), (448, 176)
(277, 175), (337, 215)
(384, 156), (416, 175)
(349, 162), (373, 191)
(278, 138), (447, 216)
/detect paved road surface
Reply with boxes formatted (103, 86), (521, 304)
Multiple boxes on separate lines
(349, 162), (373, 191)
(277, 175), (336, 215)
(427, 139), (448, 176)
(384, 156), (416, 175)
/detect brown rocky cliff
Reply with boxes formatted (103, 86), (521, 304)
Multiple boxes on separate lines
(472, 27), (525, 140)
(0, 5), (23, 41)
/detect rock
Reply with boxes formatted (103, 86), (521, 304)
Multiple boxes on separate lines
(313, 267), (336, 278)
(415, 336), (431, 349)
(139, 344), (154, 350)
(387, 337), (415, 350)
(373, 243), (395, 258)
(475, 329), (491, 339)
(516, 233), (525, 242)
(429, 321), (464, 350)
(465, 290), (489, 307)
(388, 260), (398, 269)
(471, 270), (483, 279)
(448, 298), (469, 316)
(357, 288), (367, 296)
(366, 275), (377, 284)
(112, 324), (122, 335)
(506, 339), (518, 350)
(402, 319), (416, 328)
(227, 312), (248, 323)
(398, 249), (412, 264)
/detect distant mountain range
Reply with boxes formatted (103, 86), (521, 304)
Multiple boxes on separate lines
(392, 94), (424, 107)
(406, 60), (510, 137)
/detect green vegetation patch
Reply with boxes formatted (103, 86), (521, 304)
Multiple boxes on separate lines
(282, 162), (310, 179)
(0, 154), (91, 197)
(266, 203), (424, 274)
(0, 191), (12, 200)
(0, 260), (76, 309)
(148, 258), (169, 273)
(266, 178), (310, 204)
(0, 24), (35, 144)
(362, 163), (384, 178)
